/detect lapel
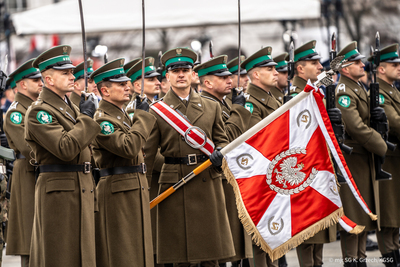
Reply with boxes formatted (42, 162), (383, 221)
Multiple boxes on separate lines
(163, 88), (204, 124)
(99, 100), (132, 130)
(40, 87), (77, 124)
(247, 83), (280, 110)
(339, 75), (369, 105)
(292, 76), (307, 91)
(270, 87), (284, 104)
(14, 92), (34, 110)
(201, 90), (230, 120)
(378, 78), (400, 104)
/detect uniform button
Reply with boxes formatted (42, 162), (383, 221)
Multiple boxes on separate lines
(91, 189), (94, 193)
(202, 178), (206, 182)
(82, 188), (86, 193)
(148, 188), (151, 191)
(181, 136), (185, 141)
(142, 186), (145, 190)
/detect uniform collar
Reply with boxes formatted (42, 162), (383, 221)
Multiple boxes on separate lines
(201, 90), (230, 110)
(292, 76), (307, 91)
(40, 87), (78, 122)
(99, 99), (132, 125)
(14, 92), (34, 109)
(270, 87), (284, 104)
(377, 77), (400, 102)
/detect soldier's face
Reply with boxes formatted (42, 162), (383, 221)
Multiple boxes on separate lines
(52, 69), (75, 94)
(25, 78), (43, 99)
(87, 79), (101, 97)
(192, 72), (200, 85)
(277, 71), (288, 91)
(345, 60), (365, 80)
(210, 75), (232, 97)
(383, 62), (400, 82)
(258, 66), (278, 89)
(106, 81), (130, 104)
(303, 60), (323, 82)
(143, 77), (161, 99)
(231, 74), (249, 90)
(160, 78), (170, 94)
(166, 68), (194, 90)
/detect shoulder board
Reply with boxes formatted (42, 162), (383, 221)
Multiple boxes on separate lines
(150, 97), (164, 107)
(8, 101), (18, 110)
(200, 95), (217, 102)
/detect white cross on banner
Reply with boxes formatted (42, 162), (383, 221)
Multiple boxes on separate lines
(221, 81), (376, 261)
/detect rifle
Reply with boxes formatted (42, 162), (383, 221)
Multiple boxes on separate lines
(157, 50), (163, 83)
(369, 32), (396, 180)
(325, 33), (353, 184)
(283, 42), (294, 103)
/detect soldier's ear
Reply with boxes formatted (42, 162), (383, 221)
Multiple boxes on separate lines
(100, 86), (110, 97)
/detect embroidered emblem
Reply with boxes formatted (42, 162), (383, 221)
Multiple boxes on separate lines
(379, 94), (385, 105)
(236, 153), (254, 170)
(268, 216), (284, 236)
(10, 112), (22, 124)
(337, 83), (346, 93)
(100, 121), (114, 135)
(245, 102), (253, 113)
(36, 111), (52, 124)
(9, 101), (18, 110)
(329, 179), (339, 196)
(120, 59), (124, 67)
(267, 47), (272, 54)
(129, 113), (134, 119)
(63, 46), (68, 54)
(176, 48), (182, 56)
(290, 93), (298, 97)
(266, 148), (318, 195)
(223, 55), (228, 63)
(149, 58), (155, 66)
(338, 95), (351, 108)
(297, 110), (312, 129)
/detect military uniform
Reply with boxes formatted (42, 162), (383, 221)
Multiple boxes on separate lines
(144, 48), (235, 265)
(3, 60), (42, 264)
(70, 60), (95, 107)
(195, 55), (253, 263)
(335, 42), (387, 265)
(367, 44), (400, 265)
(270, 52), (288, 105)
(25, 46), (101, 267)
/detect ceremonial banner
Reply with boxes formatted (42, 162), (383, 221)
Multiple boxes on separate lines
(222, 82), (375, 260)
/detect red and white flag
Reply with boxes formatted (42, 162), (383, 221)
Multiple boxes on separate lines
(221, 82), (375, 260)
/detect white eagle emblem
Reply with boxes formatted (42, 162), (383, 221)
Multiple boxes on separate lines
(274, 157), (306, 188)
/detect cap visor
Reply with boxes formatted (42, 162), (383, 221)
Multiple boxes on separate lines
(213, 70), (232, 77)
(169, 62), (193, 70)
(53, 64), (76, 70)
(257, 61), (278, 67)
(109, 76), (131, 82)
(384, 58), (400, 63)
(305, 55), (322, 61)
(350, 54), (365, 61)
(144, 71), (161, 78)
(27, 73), (42, 79)
(239, 69), (247, 75)
(277, 66), (288, 72)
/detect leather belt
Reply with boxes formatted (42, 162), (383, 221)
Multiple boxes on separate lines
(99, 163), (147, 177)
(16, 153), (26, 159)
(37, 162), (91, 174)
(165, 154), (208, 165)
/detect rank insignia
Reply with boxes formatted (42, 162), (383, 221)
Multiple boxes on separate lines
(37, 111), (52, 124)
(100, 121), (114, 135)
(10, 112), (22, 125)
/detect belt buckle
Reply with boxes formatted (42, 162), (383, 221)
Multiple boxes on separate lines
(84, 162), (91, 174)
(187, 154), (197, 165)
(141, 163), (147, 174)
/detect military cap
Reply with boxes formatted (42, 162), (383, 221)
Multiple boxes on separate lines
(9, 58), (41, 83)
(227, 55), (247, 75)
(6, 75), (15, 89)
(90, 58), (130, 84)
(126, 57), (160, 82)
(73, 59), (94, 81)
(241, 46), (277, 72)
(273, 52), (288, 72)
(159, 66), (167, 79)
(33, 45), (75, 72)
(367, 43), (400, 63)
(161, 47), (197, 70)
(193, 55), (231, 78)
(337, 41), (365, 62)
(290, 40), (321, 62)
(123, 57), (141, 73)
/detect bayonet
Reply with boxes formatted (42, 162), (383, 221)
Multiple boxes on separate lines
(157, 50), (163, 82)
(77, 0), (88, 93)
(140, 0), (146, 98)
(104, 53), (108, 64)
(209, 41), (214, 59)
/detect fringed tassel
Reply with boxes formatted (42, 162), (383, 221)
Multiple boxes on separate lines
(368, 212), (378, 221)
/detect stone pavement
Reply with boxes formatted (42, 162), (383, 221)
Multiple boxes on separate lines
(2, 233), (385, 266)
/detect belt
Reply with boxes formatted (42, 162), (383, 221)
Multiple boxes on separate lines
(16, 153), (26, 159)
(165, 154), (208, 165)
(99, 163), (147, 177)
(37, 162), (91, 174)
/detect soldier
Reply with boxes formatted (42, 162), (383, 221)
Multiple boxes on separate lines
(225, 56), (249, 106)
(71, 59), (96, 107)
(195, 55), (252, 266)
(288, 40), (323, 97)
(288, 40), (336, 267)
(240, 46), (279, 267)
(159, 66), (170, 98)
(124, 57), (141, 100)
(3, 59), (42, 267)
(335, 41), (388, 267)
(25, 45), (100, 267)
(90, 58), (156, 266)
(144, 47), (235, 266)
(270, 52), (288, 105)
(367, 44), (400, 266)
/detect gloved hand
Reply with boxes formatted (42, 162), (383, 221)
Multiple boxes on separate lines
(232, 89), (246, 106)
(327, 108), (342, 124)
(79, 93), (96, 118)
(376, 155), (386, 165)
(371, 107), (387, 122)
(135, 95), (149, 112)
(209, 147), (223, 167)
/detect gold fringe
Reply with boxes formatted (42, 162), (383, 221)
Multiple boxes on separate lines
(223, 159), (344, 262)
(349, 224), (365, 234)
(368, 212), (378, 221)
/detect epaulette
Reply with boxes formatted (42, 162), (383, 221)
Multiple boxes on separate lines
(200, 95), (217, 102)
(150, 97), (164, 107)
(8, 101), (18, 110)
